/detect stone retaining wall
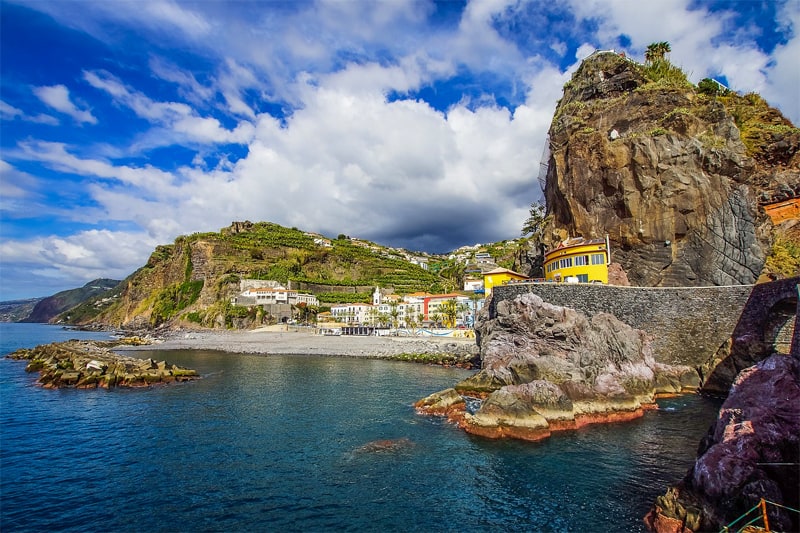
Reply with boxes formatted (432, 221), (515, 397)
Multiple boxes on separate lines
(491, 283), (754, 368)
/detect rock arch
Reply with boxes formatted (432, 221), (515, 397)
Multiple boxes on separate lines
(703, 277), (799, 393)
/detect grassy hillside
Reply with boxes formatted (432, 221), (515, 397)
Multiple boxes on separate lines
(59, 222), (448, 328)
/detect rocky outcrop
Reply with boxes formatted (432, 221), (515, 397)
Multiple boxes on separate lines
(544, 51), (798, 286)
(416, 293), (698, 441)
(6, 339), (199, 389)
(645, 353), (800, 532)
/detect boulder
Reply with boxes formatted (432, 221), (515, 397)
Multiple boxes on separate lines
(418, 293), (696, 441)
(645, 353), (800, 532)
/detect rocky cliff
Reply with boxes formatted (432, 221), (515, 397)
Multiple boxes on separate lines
(644, 353), (799, 532)
(23, 278), (120, 323)
(544, 51), (799, 286)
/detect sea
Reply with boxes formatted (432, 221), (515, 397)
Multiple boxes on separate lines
(0, 323), (722, 532)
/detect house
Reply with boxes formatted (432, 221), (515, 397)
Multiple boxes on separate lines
(463, 278), (484, 292)
(543, 236), (610, 284)
(330, 303), (374, 325)
(483, 267), (529, 297)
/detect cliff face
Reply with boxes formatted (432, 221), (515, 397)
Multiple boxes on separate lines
(22, 279), (120, 323)
(645, 353), (800, 532)
(544, 52), (799, 286)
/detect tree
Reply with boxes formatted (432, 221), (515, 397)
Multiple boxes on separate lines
(521, 201), (551, 240)
(438, 260), (465, 293)
(698, 78), (720, 96)
(645, 41), (671, 64)
(441, 299), (459, 328)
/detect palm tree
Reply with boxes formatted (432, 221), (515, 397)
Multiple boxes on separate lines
(441, 299), (459, 328)
(645, 41), (671, 64)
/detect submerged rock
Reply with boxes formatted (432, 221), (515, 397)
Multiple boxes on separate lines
(644, 353), (800, 532)
(417, 293), (698, 441)
(353, 438), (415, 454)
(6, 339), (199, 389)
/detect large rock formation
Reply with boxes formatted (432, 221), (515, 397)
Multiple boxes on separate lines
(416, 293), (698, 441)
(544, 51), (799, 286)
(7, 339), (199, 389)
(644, 353), (799, 532)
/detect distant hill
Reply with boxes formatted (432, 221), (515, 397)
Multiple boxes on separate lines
(21, 279), (121, 323)
(0, 298), (43, 322)
(57, 222), (460, 329)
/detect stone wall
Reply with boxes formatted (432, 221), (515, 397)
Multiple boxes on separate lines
(491, 283), (754, 369)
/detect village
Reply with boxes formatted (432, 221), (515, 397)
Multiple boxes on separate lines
(230, 235), (613, 336)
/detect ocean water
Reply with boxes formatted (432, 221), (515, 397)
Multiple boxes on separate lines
(0, 323), (722, 532)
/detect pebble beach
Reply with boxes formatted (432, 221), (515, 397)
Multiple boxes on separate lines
(115, 327), (480, 360)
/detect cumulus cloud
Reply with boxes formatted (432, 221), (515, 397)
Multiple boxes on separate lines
(33, 84), (97, 124)
(2, 0), (797, 300)
(0, 229), (159, 298)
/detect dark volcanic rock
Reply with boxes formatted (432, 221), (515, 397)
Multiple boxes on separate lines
(645, 353), (800, 532)
(544, 51), (798, 286)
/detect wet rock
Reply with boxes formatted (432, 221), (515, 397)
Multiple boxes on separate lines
(418, 293), (694, 441)
(6, 340), (199, 389)
(645, 353), (800, 532)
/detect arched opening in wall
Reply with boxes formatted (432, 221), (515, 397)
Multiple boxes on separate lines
(763, 297), (797, 354)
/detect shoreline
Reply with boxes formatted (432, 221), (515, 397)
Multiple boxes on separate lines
(114, 328), (481, 360)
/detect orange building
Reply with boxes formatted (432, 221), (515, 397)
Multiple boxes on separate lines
(763, 198), (800, 224)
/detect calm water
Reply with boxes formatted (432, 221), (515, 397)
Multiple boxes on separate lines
(0, 323), (721, 532)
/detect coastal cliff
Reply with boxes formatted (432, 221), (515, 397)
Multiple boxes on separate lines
(644, 353), (799, 532)
(415, 293), (698, 440)
(61, 222), (441, 330)
(543, 51), (799, 286)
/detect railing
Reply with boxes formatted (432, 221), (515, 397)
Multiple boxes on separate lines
(720, 498), (800, 533)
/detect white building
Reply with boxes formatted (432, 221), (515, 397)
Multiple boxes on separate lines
(330, 303), (374, 324)
(233, 284), (318, 307)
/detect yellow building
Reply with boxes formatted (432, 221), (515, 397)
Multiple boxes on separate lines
(483, 267), (529, 297)
(544, 237), (610, 284)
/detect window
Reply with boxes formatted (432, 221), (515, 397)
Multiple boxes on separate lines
(591, 253), (605, 265)
(575, 255), (589, 266)
(577, 274), (589, 283)
(559, 258), (572, 269)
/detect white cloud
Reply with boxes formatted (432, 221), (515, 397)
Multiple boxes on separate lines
(0, 159), (38, 201)
(1, 99), (59, 125)
(83, 70), (255, 146)
(33, 84), (97, 124)
(563, 0), (799, 124)
(761, 0), (800, 123)
(0, 229), (159, 297)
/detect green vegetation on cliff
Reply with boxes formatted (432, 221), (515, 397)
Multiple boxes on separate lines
(61, 221), (450, 329)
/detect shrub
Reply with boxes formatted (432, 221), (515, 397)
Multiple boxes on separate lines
(697, 78), (720, 96)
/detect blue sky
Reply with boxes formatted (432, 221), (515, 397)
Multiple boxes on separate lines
(1, 0), (798, 300)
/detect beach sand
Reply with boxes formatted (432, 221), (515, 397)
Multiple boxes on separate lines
(115, 328), (479, 359)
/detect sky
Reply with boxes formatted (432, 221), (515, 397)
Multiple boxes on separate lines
(1, 0), (798, 300)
